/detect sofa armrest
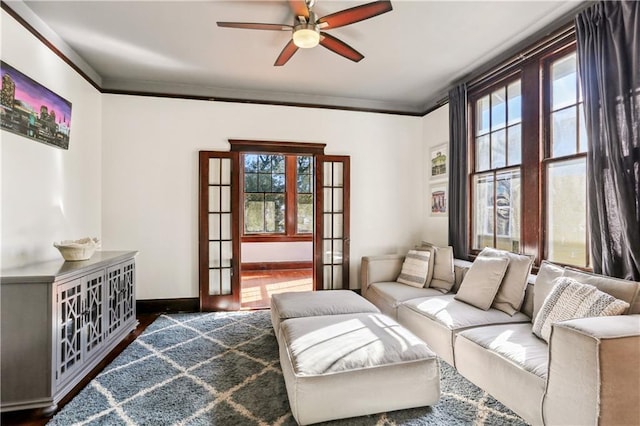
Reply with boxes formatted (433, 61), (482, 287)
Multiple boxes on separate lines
(543, 315), (640, 426)
(360, 255), (404, 297)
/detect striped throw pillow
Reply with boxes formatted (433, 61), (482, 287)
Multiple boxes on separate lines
(532, 277), (630, 342)
(397, 250), (431, 288)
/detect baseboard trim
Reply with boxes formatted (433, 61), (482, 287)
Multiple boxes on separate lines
(241, 261), (312, 271)
(136, 298), (199, 314)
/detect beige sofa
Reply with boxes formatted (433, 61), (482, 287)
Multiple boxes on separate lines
(361, 254), (640, 425)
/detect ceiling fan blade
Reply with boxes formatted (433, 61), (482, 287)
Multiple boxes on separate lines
(288, 0), (309, 19)
(274, 40), (299, 66)
(217, 22), (292, 31)
(319, 32), (364, 62)
(317, 0), (392, 29)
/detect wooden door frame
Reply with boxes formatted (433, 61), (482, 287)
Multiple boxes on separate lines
(199, 142), (351, 310)
(314, 155), (350, 290)
(199, 151), (240, 311)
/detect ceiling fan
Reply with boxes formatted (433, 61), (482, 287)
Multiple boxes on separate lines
(217, 0), (393, 66)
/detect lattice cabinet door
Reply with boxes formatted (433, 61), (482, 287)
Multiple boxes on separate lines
(106, 259), (136, 337)
(83, 270), (105, 358)
(55, 278), (84, 385)
(106, 264), (123, 335)
(119, 260), (136, 324)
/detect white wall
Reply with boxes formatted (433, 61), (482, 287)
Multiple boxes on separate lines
(1, 10), (102, 268)
(242, 242), (312, 263)
(102, 95), (424, 299)
(422, 104), (450, 247)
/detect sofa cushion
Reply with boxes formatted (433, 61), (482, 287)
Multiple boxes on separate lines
(270, 290), (380, 334)
(562, 267), (640, 314)
(532, 260), (565, 320)
(454, 256), (509, 310)
(420, 243), (455, 292)
(478, 247), (534, 315)
(397, 250), (431, 287)
(454, 323), (548, 425)
(365, 281), (446, 319)
(533, 277), (630, 342)
(401, 294), (530, 331)
(457, 323), (549, 379)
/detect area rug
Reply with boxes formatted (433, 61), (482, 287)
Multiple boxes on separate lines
(48, 310), (528, 425)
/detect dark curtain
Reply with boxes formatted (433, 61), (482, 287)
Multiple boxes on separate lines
(448, 84), (469, 260)
(576, 1), (640, 280)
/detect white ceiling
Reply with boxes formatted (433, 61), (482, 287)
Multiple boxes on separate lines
(13, 0), (585, 114)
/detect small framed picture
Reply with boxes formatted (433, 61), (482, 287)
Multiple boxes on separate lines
(430, 143), (448, 180)
(430, 183), (447, 216)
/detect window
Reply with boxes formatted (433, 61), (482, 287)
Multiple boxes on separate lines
(468, 32), (589, 268)
(242, 153), (313, 238)
(296, 156), (313, 233)
(544, 51), (588, 266)
(472, 79), (522, 252)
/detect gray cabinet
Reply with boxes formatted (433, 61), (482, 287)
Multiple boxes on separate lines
(1, 251), (138, 413)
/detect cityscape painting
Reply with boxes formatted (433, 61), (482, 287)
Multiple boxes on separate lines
(0, 61), (72, 149)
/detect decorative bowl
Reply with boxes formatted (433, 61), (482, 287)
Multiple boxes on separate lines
(53, 237), (101, 261)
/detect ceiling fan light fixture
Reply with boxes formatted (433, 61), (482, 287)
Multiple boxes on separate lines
(293, 24), (320, 48)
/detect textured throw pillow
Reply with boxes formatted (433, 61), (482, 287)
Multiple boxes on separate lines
(397, 250), (431, 288)
(454, 256), (510, 310)
(532, 260), (565, 320)
(414, 245), (436, 287)
(562, 267), (640, 314)
(428, 245), (456, 293)
(478, 247), (534, 316)
(532, 277), (630, 343)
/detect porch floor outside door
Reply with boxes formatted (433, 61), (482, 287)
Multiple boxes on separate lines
(240, 269), (313, 309)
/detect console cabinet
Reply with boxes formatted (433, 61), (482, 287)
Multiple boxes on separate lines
(1, 251), (137, 412)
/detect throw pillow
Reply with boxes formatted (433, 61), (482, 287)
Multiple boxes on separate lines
(428, 245), (456, 293)
(478, 247), (534, 316)
(532, 277), (630, 343)
(562, 267), (640, 314)
(532, 260), (565, 320)
(414, 245), (436, 287)
(454, 256), (510, 310)
(397, 250), (431, 288)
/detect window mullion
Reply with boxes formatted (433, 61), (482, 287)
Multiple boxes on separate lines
(520, 61), (542, 262)
(493, 171), (498, 248)
(285, 156), (296, 236)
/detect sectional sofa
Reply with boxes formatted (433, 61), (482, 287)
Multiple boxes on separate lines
(360, 249), (640, 425)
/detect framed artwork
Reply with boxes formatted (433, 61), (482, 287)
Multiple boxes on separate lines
(430, 183), (447, 216)
(0, 61), (72, 149)
(430, 143), (448, 180)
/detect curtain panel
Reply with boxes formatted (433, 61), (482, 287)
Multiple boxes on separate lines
(576, 1), (640, 280)
(448, 84), (469, 260)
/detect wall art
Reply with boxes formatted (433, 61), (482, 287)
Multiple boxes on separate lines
(1, 61), (72, 149)
(430, 183), (447, 216)
(429, 143), (448, 180)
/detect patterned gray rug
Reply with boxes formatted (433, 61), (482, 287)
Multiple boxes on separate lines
(48, 310), (528, 425)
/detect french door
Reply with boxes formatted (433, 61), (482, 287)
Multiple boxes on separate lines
(315, 155), (350, 290)
(199, 151), (240, 311)
(199, 149), (350, 311)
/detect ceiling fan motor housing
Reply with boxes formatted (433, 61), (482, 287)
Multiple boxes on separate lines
(293, 11), (320, 49)
(293, 23), (320, 48)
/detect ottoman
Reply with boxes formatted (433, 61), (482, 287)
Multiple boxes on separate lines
(270, 290), (380, 337)
(278, 312), (440, 425)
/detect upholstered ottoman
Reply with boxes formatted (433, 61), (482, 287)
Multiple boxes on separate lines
(278, 313), (440, 425)
(270, 290), (380, 337)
